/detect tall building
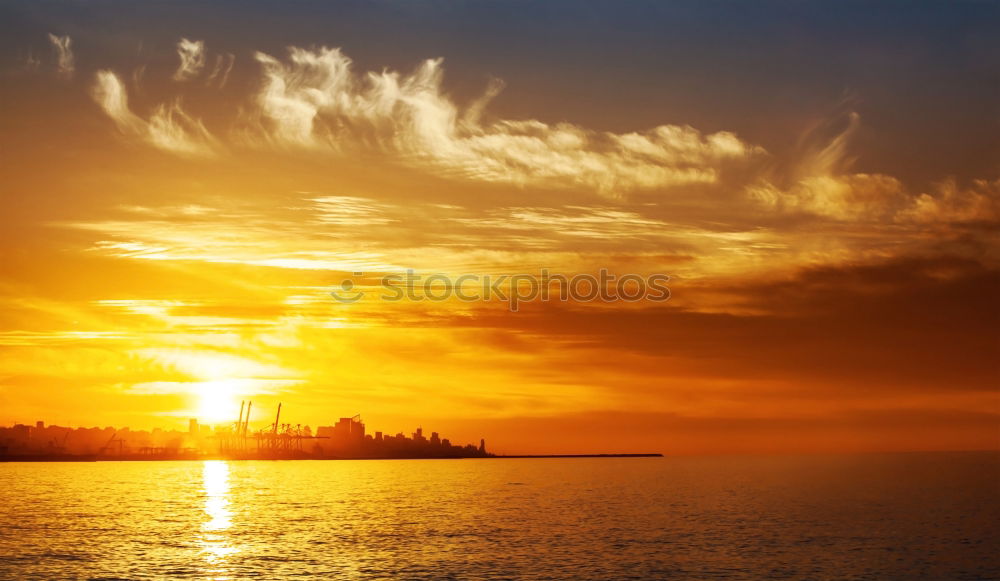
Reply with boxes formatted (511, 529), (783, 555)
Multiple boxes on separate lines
(316, 416), (366, 453)
(188, 419), (199, 435)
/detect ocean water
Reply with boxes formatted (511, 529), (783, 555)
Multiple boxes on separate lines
(1, 452), (998, 580)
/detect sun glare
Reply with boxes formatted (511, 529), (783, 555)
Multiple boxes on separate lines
(196, 379), (241, 424)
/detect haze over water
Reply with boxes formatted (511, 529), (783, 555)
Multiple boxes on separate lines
(2, 452), (998, 580)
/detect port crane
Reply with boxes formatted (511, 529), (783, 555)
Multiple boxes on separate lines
(98, 431), (126, 455)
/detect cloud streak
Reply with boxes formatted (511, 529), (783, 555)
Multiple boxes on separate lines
(249, 47), (758, 193)
(747, 112), (999, 226)
(47, 33), (74, 78)
(897, 179), (1000, 225)
(83, 41), (760, 193)
(205, 52), (235, 88)
(91, 70), (219, 157)
(173, 38), (206, 81)
(78, 41), (998, 225)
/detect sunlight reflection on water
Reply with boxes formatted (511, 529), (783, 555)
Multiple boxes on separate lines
(200, 460), (236, 578)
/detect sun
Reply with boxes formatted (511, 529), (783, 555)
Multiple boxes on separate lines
(195, 379), (241, 424)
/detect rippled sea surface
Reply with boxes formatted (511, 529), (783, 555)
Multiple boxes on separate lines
(1, 452), (998, 580)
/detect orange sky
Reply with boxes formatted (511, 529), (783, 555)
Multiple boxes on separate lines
(0, 3), (997, 454)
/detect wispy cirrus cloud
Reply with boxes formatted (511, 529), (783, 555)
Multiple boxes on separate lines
(81, 41), (760, 193)
(71, 39), (998, 228)
(205, 52), (235, 88)
(248, 47), (759, 193)
(896, 178), (1000, 225)
(747, 112), (905, 221)
(172, 38), (206, 81)
(47, 33), (74, 78)
(91, 70), (219, 157)
(747, 111), (1000, 227)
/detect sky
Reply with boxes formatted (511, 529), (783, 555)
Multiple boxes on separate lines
(0, 0), (997, 454)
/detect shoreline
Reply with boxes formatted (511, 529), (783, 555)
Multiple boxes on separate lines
(0, 453), (663, 462)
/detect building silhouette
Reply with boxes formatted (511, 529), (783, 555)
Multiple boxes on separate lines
(0, 405), (491, 460)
